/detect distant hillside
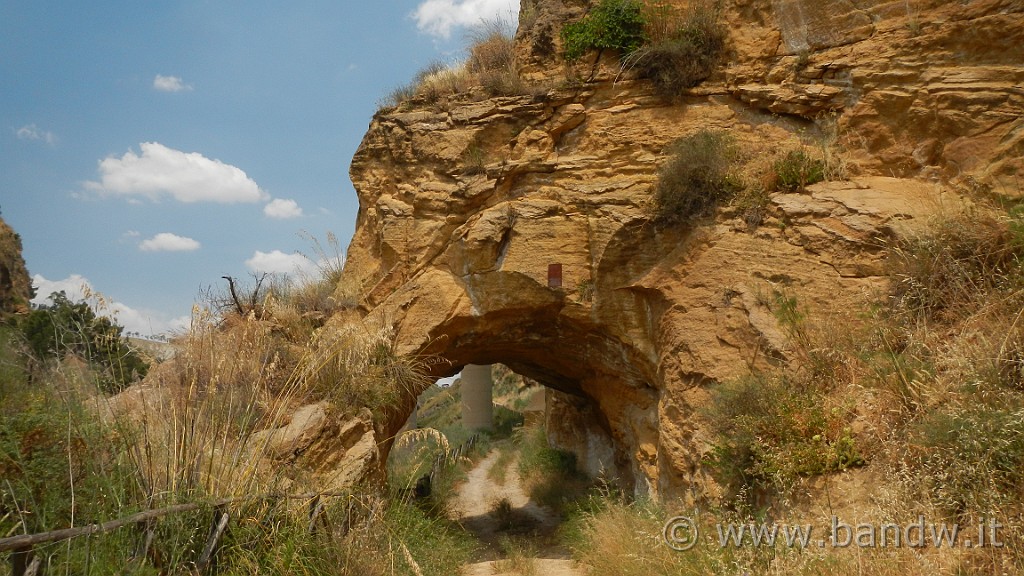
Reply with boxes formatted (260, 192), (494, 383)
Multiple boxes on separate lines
(126, 337), (177, 362)
(0, 216), (32, 314)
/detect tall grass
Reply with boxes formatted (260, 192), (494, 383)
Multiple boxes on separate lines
(592, 201), (1024, 574)
(515, 422), (590, 516)
(0, 244), (463, 573)
(566, 495), (1021, 576)
(704, 373), (863, 503)
(378, 17), (527, 111)
(297, 318), (430, 421)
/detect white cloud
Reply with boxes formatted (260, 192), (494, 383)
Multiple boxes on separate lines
(84, 142), (268, 204)
(413, 0), (519, 39)
(263, 198), (304, 219)
(245, 250), (318, 277)
(153, 74), (193, 92)
(15, 124), (57, 146)
(31, 273), (188, 336)
(139, 232), (201, 252)
(33, 273), (91, 303)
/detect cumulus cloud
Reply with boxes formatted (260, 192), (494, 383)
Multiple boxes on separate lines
(84, 142), (268, 203)
(413, 0), (519, 39)
(32, 274), (189, 336)
(245, 250), (318, 277)
(263, 198), (303, 219)
(139, 232), (201, 252)
(33, 273), (92, 303)
(153, 74), (192, 92)
(15, 124), (57, 146)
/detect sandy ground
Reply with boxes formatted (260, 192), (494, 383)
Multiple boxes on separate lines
(452, 450), (586, 576)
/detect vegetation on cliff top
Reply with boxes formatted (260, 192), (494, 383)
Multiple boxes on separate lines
(379, 17), (527, 111)
(562, 0), (727, 98)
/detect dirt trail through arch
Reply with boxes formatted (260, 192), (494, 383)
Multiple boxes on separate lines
(452, 450), (585, 576)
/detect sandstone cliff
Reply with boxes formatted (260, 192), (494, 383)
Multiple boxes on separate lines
(0, 216), (33, 314)
(339, 0), (1023, 499)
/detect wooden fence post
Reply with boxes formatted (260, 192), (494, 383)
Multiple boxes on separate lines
(196, 506), (229, 574)
(9, 546), (41, 576)
(133, 518), (156, 565)
(308, 496), (326, 534)
(9, 546), (28, 576)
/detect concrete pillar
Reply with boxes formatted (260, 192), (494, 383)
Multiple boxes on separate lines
(461, 364), (493, 431)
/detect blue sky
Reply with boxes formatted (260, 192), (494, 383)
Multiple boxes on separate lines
(1, 0), (519, 335)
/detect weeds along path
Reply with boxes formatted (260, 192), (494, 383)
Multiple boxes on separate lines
(453, 449), (585, 576)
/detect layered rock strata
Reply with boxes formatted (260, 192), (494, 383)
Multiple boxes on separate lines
(340, 0), (1021, 498)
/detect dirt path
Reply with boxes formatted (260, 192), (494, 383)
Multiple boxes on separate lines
(453, 450), (585, 576)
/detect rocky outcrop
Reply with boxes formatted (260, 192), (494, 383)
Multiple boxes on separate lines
(720, 0), (1024, 191)
(250, 404), (380, 492)
(0, 216), (32, 314)
(339, 0), (1021, 499)
(106, 382), (382, 494)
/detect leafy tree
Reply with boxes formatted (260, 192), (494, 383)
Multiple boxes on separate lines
(19, 291), (148, 393)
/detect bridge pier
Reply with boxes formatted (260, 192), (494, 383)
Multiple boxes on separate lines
(460, 364), (493, 431)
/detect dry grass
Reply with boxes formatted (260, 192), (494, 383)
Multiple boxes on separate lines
(389, 427), (453, 493)
(624, 0), (727, 99)
(652, 129), (742, 225)
(642, 201), (1024, 574)
(1, 232), (471, 574)
(569, 495), (1022, 575)
(494, 535), (538, 575)
(379, 17), (531, 111)
(110, 267), (429, 504)
(119, 307), (289, 500)
(297, 317), (430, 419)
(888, 209), (1021, 323)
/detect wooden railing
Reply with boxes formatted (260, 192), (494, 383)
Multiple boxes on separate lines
(0, 491), (370, 576)
(1, 434), (483, 575)
(428, 433), (479, 491)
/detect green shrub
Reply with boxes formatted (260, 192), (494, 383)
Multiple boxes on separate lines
(516, 423), (590, 514)
(216, 496), (476, 576)
(772, 149), (824, 191)
(19, 291), (148, 393)
(561, 0), (646, 61)
(629, 1), (727, 98)
(652, 129), (741, 224)
(733, 185), (771, 229)
(461, 144), (486, 175)
(0, 379), (148, 572)
(705, 374), (863, 500)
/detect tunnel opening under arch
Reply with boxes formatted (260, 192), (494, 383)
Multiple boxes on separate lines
(380, 297), (668, 498)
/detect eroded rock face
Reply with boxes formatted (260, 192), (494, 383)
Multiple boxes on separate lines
(0, 217), (32, 314)
(250, 404), (380, 492)
(721, 0), (1024, 190)
(340, 0), (1019, 499)
(105, 383), (381, 494)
